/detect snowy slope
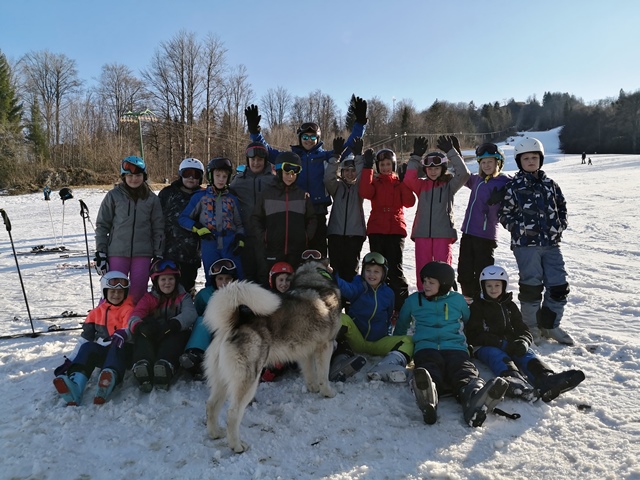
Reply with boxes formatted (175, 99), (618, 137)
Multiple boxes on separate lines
(1, 129), (639, 480)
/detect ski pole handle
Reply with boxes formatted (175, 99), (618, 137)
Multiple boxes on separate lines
(0, 208), (11, 232)
(79, 199), (89, 218)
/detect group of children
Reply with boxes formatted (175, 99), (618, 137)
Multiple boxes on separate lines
(53, 112), (585, 426)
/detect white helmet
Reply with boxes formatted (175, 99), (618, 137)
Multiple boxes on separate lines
(100, 271), (130, 299)
(479, 265), (509, 295)
(514, 137), (545, 169)
(178, 158), (205, 183)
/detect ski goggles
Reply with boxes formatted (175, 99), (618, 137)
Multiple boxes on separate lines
(181, 168), (203, 179)
(150, 259), (179, 274)
(475, 143), (501, 157)
(423, 152), (448, 167)
(210, 258), (237, 276)
(299, 122), (320, 135)
(105, 277), (130, 288)
(301, 249), (323, 261)
(376, 149), (396, 162)
(277, 162), (302, 175)
(246, 145), (268, 158)
(122, 161), (145, 175)
(301, 134), (318, 142)
(363, 251), (387, 267)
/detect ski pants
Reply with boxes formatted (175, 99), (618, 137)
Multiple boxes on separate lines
(474, 345), (541, 385)
(368, 234), (409, 312)
(109, 256), (151, 304)
(201, 236), (244, 287)
(239, 235), (267, 285)
(413, 348), (479, 396)
(340, 314), (413, 358)
(457, 233), (498, 298)
(132, 329), (191, 369)
(308, 212), (328, 257)
(328, 235), (365, 283)
(414, 237), (454, 291)
(68, 341), (131, 384)
(184, 316), (212, 352)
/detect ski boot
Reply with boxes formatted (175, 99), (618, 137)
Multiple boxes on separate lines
(93, 368), (117, 405)
(367, 351), (408, 383)
(537, 369), (585, 402)
(329, 353), (367, 382)
(153, 359), (174, 390)
(501, 372), (539, 402)
(460, 377), (509, 427)
(53, 372), (88, 406)
(540, 326), (575, 346)
(133, 359), (153, 393)
(411, 368), (438, 425)
(180, 348), (205, 379)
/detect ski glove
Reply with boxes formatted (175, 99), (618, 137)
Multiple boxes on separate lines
(332, 136), (346, 159)
(506, 339), (528, 357)
(411, 137), (428, 157)
(192, 223), (215, 241)
(232, 234), (245, 255)
(436, 135), (454, 153)
(351, 137), (364, 156)
(136, 322), (154, 338)
(163, 319), (182, 337)
(450, 135), (462, 156)
(363, 148), (375, 169)
(94, 251), (109, 276)
(111, 329), (128, 349)
(244, 104), (261, 134)
(353, 96), (368, 125)
(487, 186), (507, 206)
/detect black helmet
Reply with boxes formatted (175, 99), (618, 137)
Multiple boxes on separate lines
(207, 157), (233, 185)
(245, 142), (268, 164)
(420, 261), (456, 296)
(375, 149), (396, 173)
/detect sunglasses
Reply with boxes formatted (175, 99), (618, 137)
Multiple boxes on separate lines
(246, 146), (268, 158)
(424, 153), (448, 167)
(181, 168), (203, 179)
(122, 162), (144, 175)
(376, 149), (396, 162)
(278, 162), (302, 175)
(363, 251), (387, 266)
(150, 259), (178, 274)
(301, 134), (318, 142)
(210, 258), (237, 276)
(105, 277), (130, 288)
(301, 249), (322, 261)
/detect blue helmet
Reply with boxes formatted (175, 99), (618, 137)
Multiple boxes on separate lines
(121, 156), (146, 176)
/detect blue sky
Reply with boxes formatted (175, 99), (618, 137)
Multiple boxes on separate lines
(2, 0), (639, 113)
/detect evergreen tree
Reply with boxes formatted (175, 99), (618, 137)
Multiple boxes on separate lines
(25, 100), (49, 163)
(345, 94), (357, 132)
(0, 50), (23, 132)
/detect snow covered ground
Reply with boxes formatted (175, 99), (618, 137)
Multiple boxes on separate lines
(1, 128), (639, 479)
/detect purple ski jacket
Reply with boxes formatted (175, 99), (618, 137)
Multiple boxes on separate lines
(460, 173), (511, 241)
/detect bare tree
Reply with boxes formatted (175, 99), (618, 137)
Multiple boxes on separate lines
(260, 86), (292, 129)
(94, 63), (148, 132)
(221, 64), (253, 164)
(290, 90), (340, 142)
(199, 34), (227, 160)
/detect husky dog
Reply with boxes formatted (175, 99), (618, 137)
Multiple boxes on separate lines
(203, 261), (342, 453)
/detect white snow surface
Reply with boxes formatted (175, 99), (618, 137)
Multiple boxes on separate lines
(1, 128), (639, 480)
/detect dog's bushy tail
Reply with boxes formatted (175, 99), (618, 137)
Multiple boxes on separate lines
(203, 281), (281, 334)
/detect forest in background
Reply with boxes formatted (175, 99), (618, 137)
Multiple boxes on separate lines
(1, 30), (639, 191)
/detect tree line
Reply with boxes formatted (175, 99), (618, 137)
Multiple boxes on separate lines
(1, 30), (639, 190)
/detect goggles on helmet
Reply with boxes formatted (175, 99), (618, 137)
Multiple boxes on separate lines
(246, 145), (268, 158)
(424, 152), (448, 167)
(105, 277), (130, 289)
(363, 251), (387, 266)
(210, 258), (237, 276)
(277, 162), (302, 175)
(181, 168), (203, 179)
(299, 122), (320, 135)
(301, 249), (323, 261)
(150, 259), (179, 275)
(122, 161), (145, 175)
(376, 149), (396, 162)
(475, 143), (501, 157)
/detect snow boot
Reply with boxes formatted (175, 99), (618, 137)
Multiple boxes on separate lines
(94, 368), (117, 405)
(368, 350), (408, 383)
(537, 369), (585, 402)
(133, 359), (153, 393)
(153, 359), (175, 390)
(460, 377), (509, 427)
(53, 371), (88, 406)
(411, 367), (438, 425)
(501, 371), (539, 402)
(540, 326), (575, 346)
(179, 348), (205, 379)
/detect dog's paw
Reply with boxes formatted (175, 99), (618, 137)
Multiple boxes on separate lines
(305, 382), (320, 393)
(207, 424), (225, 440)
(320, 385), (336, 398)
(230, 440), (249, 454)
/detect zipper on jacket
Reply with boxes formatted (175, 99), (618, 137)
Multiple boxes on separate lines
(365, 286), (378, 339)
(284, 187), (289, 255)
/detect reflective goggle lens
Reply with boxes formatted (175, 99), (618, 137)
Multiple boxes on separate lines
(424, 153), (447, 167)
(475, 143), (499, 157)
(376, 149), (395, 162)
(151, 259), (178, 274)
(299, 122), (320, 134)
(210, 259), (236, 275)
(301, 249), (322, 261)
(122, 162), (144, 174)
(278, 162), (302, 175)
(181, 168), (203, 179)
(106, 277), (129, 288)
(301, 134), (318, 141)
(363, 251), (386, 266)
(246, 146), (268, 158)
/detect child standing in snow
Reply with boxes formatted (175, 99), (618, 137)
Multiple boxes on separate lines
(53, 271), (135, 405)
(94, 156), (165, 303)
(331, 252), (414, 383)
(466, 265), (585, 402)
(403, 136), (470, 292)
(179, 157), (245, 287)
(127, 259), (197, 391)
(457, 143), (511, 300)
(395, 261), (508, 426)
(499, 137), (574, 345)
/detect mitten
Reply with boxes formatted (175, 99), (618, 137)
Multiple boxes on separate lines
(244, 104), (261, 134)
(353, 96), (368, 125)
(332, 136), (346, 158)
(232, 234), (245, 255)
(351, 137), (363, 156)
(363, 149), (375, 169)
(94, 251), (109, 276)
(411, 137), (428, 157)
(436, 135), (453, 153)
(111, 328), (128, 349)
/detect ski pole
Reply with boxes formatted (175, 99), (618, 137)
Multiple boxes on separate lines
(0, 209), (37, 337)
(44, 186), (59, 247)
(79, 200), (96, 309)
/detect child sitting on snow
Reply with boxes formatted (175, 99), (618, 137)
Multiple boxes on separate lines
(465, 265), (585, 402)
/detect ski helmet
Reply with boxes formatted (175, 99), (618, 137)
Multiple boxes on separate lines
(149, 258), (181, 282)
(245, 142), (268, 164)
(100, 271), (130, 301)
(479, 265), (509, 298)
(206, 157), (233, 185)
(341, 154), (356, 170)
(209, 258), (238, 280)
(361, 251), (388, 281)
(475, 143), (505, 171)
(375, 149), (397, 173)
(297, 122), (321, 142)
(269, 261), (294, 289)
(514, 137), (545, 170)
(121, 156), (147, 178)
(420, 261), (456, 296)
(59, 187), (73, 201)
(178, 158), (205, 184)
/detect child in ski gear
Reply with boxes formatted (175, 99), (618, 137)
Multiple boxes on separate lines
(179, 157), (245, 286)
(229, 142), (276, 285)
(127, 259), (197, 391)
(95, 156), (164, 303)
(251, 151), (317, 275)
(324, 136), (366, 282)
(395, 261), (509, 426)
(53, 271), (135, 405)
(158, 158), (206, 293)
(466, 265), (585, 402)
(403, 136), (470, 292)
(359, 147), (415, 312)
(180, 258), (238, 379)
(245, 97), (367, 256)
(457, 143), (511, 299)
(332, 252), (414, 383)
(499, 137), (574, 346)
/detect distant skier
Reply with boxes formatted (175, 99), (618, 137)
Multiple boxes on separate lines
(581, 152), (586, 164)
